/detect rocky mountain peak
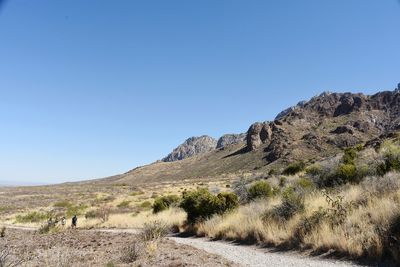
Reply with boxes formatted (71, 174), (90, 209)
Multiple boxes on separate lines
(162, 135), (217, 162)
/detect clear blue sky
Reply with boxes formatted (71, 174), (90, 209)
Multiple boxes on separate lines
(0, 0), (399, 184)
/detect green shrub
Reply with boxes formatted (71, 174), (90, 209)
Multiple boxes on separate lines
(378, 141), (400, 175)
(152, 195), (180, 213)
(343, 147), (357, 165)
(263, 187), (304, 222)
(283, 161), (305, 175)
(296, 178), (314, 190)
(216, 192), (239, 212)
(53, 200), (72, 208)
(247, 181), (272, 200)
(15, 211), (48, 223)
(117, 200), (131, 209)
(85, 210), (97, 219)
(305, 164), (322, 176)
(140, 201), (152, 210)
(66, 204), (87, 217)
(336, 163), (358, 184)
(180, 189), (238, 223)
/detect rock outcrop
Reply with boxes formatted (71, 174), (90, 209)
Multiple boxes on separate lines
(246, 87), (400, 163)
(216, 133), (246, 149)
(246, 122), (273, 151)
(162, 136), (217, 162)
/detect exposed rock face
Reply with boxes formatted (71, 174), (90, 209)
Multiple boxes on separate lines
(162, 136), (217, 162)
(275, 101), (306, 120)
(331, 125), (354, 135)
(246, 122), (273, 151)
(216, 133), (246, 149)
(246, 87), (400, 164)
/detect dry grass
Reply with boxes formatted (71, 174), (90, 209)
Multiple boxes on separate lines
(80, 207), (186, 230)
(196, 176), (400, 263)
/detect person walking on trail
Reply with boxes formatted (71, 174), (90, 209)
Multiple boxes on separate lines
(71, 215), (78, 229)
(61, 217), (66, 227)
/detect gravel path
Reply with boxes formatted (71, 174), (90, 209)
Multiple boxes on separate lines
(3, 224), (367, 267)
(168, 236), (366, 267)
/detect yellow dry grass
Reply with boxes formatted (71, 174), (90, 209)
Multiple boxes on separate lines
(196, 182), (400, 261)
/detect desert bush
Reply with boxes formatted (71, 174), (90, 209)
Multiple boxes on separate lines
(305, 164), (322, 176)
(15, 211), (47, 223)
(377, 141), (400, 175)
(0, 227), (5, 238)
(140, 201), (152, 210)
(233, 178), (250, 203)
(97, 205), (111, 222)
(84, 210), (97, 219)
(343, 147), (357, 165)
(53, 200), (71, 208)
(263, 187), (304, 222)
(117, 200), (131, 209)
(216, 192), (239, 212)
(152, 195), (180, 213)
(65, 204), (87, 217)
(38, 223), (52, 234)
(121, 240), (146, 263)
(141, 220), (169, 241)
(180, 188), (238, 223)
(247, 181), (272, 201)
(362, 172), (400, 195)
(283, 161), (305, 175)
(295, 178), (314, 190)
(294, 208), (327, 242)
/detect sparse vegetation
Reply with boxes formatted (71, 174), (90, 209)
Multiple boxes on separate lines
(15, 211), (48, 223)
(180, 188), (238, 223)
(0, 227), (5, 238)
(247, 181), (272, 201)
(152, 195), (180, 213)
(117, 200), (131, 209)
(283, 161), (305, 175)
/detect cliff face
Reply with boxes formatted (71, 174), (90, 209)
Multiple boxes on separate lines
(246, 88), (400, 163)
(162, 135), (217, 162)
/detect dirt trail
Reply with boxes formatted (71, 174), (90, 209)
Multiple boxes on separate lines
(2, 225), (366, 267)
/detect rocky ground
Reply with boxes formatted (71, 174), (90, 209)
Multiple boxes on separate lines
(0, 228), (237, 266)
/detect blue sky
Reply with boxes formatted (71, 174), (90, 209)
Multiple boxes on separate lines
(0, 0), (399, 184)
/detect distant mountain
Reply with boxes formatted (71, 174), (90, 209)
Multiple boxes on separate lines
(104, 84), (400, 185)
(162, 135), (218, 162)
(216, 133), (246, 149)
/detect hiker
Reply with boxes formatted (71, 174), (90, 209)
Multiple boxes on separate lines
(47, 217), (53, 227)
(61, 217), (66, 227)
(71, 215), (78, 229)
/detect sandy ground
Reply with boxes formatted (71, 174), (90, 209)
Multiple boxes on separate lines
(0, 228), (237, 266)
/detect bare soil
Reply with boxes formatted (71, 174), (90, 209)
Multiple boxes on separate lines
(0, 228), (237, 266)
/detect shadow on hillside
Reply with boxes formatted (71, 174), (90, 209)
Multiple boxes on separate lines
(222, 147), (249, 159)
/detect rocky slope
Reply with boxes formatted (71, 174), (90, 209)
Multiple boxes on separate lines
(162, 135), (218, 162)
(216, 133), (246, 149)
(162, 133), (246, 162)
(106, 84), (400, 185)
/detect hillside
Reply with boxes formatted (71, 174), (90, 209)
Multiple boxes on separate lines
(105, 86), (400, 185)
